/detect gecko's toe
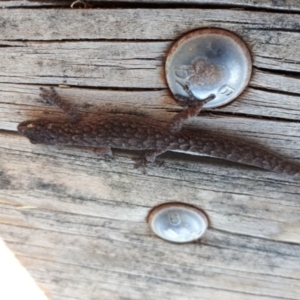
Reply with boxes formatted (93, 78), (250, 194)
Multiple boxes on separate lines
(155, 160), (165, 167)
(39, 87), (56, 105)
(133, 156), (149, 174)
(103, 154), (114, 162)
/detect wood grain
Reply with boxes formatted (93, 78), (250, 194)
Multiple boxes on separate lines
(1, 133), (300, 299)
(0, 2), (300, 300)
(3, 0), (300, 11)
(0, 9), (300, 42)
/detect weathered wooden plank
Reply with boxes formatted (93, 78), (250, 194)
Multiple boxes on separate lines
(1, 35), (300, 81)
(0, 41), (165, 88)
(1, 133), (300, 241)
(0, 136), (300, 299)
(1, 37), (300, 121)
(1, 129), (300, 299)
(251, 69), (300, 94)
(1, 10), (300, 81)
(0, 9), (299, 41)
(1, 4), (300, 300)
(0, 0), (70, 7)
(4, 235), (300, 300)
(100, 0), (300, 12)
(2, 0), (300, 11)
(1, 84), (300, 140)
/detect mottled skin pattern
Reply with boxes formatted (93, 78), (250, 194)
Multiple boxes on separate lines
(18, 87), (300, 176)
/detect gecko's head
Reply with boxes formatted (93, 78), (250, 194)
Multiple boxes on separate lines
(17, 119), (53, 144)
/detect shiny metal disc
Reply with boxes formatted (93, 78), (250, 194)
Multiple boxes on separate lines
(147, 203), (208, 243)
(165, 28), (252, 108)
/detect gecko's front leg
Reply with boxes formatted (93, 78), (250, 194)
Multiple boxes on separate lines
(40, 87), (79, 123)
(170, 83), (215, 133)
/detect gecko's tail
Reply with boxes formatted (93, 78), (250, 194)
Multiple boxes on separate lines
(172, 130), (300, 177)
(203, 144), (300, 176)
(210, 142), (300, 177)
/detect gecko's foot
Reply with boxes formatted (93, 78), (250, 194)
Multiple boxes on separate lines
(174, 82), (215, 107)
(134, 156), (149, 175)
(174, 82), (198, 107)
(39, 87), (58, 106)
(134, 157), (164, 168)
(91, 147), (113, 161)
(170, 93), (215, 133)
(155, 160), (165, 167)
(98, 153), (114, 162)
(174, 93), (199, 107)
(134, 150), (166, 174)
(174, 91), (215, 108)
(104, 155), (113, 162)
(39, 86), (79, 123)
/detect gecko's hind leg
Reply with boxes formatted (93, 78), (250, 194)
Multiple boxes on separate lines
(134, 149), (166, 174)
(170, 83), (215, 133)
(40, 87), (79, 123)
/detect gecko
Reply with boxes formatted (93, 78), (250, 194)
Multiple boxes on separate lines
(17, 86), (300, 177)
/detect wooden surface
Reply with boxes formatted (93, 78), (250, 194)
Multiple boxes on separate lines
(1, 1), (300, 299)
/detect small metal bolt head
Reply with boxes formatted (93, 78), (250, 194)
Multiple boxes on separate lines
(166, 28), (252, 108)
(147, 203), (209, 243)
